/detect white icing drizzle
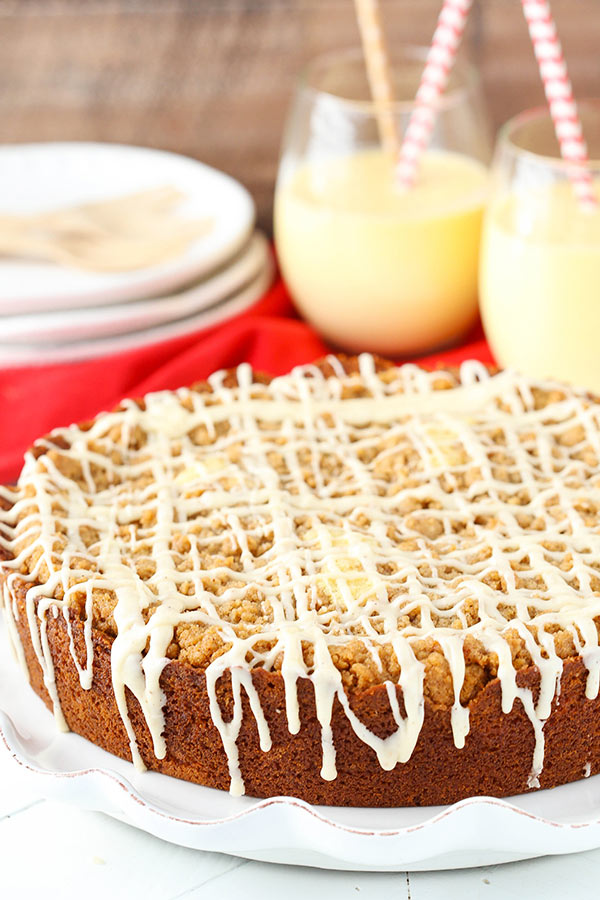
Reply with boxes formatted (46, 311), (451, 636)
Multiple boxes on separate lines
(1, 579), (28, 677)
(2, 357), (600, 795)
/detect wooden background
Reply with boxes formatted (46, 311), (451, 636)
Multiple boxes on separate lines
(1, 0), (599, 228)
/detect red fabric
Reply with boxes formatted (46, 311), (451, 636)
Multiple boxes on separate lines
(0, 273), (495, 483)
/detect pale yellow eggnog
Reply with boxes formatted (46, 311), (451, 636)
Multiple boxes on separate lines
(480, 182), (600, 392)
(274, 149), (488, 355)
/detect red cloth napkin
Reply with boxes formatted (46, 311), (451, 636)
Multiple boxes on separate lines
(0, 274), (494, 483)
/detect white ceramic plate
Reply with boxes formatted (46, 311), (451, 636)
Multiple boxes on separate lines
(0, 258), (274, 367)
(0, 232), (269, 343)
(0, 142), (255, 313)
(1, 619), (600, 872)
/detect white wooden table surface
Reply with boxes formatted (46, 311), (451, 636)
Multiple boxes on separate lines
(1, 754), (599, 899)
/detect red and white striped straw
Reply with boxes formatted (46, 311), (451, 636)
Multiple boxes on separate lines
(521, 0), (597, 209)
(396, 0), (473, 189)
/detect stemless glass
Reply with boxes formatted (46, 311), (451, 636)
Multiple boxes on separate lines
(480, 102), (600, 391)
(274, 47), (491, 357)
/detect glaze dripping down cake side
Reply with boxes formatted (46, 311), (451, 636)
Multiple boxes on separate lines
(2, 354), (600, 806)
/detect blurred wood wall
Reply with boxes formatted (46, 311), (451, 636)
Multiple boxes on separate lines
(1, 1), (599, 228)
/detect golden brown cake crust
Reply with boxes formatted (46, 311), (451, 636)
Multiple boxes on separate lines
(7, 581), (600, 806)
(1, 354), (600, 806)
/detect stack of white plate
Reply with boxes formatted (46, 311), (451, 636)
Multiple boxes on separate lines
(0, 143), (273, 366)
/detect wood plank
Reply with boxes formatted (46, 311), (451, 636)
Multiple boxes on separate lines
(479, 0), (600, 128)
(0, 1), (598, 228)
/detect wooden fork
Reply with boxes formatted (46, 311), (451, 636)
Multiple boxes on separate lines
(0, 187), (213, 271)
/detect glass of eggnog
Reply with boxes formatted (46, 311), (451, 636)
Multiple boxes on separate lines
(274, 47), (491, 356)
(480, 102), (600, 392)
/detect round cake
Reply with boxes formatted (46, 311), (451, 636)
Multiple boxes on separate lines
(2, 354), (600, 807)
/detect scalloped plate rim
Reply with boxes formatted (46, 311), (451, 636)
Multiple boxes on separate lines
(2, 706), (600, 837)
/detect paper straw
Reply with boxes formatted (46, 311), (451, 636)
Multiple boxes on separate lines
(396, 0), (473, 188)
(521, 0), (597, 209)
(353, 0), (399, 155)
